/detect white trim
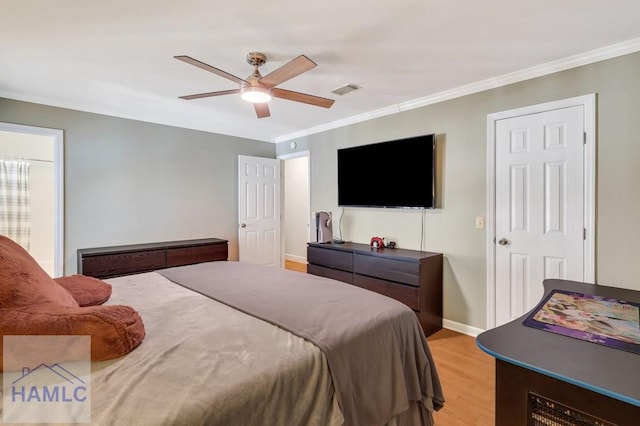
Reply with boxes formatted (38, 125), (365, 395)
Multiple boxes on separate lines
(275, 37), (640, 143)
(284, 254), (308, 264)
(52, 129), (64, 277)
(304, 154), (311, 249)
(443, 319), (485, 338)
(485, 94), (596, 330)
(274, 105), (401, 143)
(276, 149), (310, 161)
(0, 122), (64, 277)
(486, 114), (497, 329)
(582, 96), (597, 284)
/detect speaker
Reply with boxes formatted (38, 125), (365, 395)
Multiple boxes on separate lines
(315, 211), (332, 243)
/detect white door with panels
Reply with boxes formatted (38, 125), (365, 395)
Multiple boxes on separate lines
(489, 96), (595, 328)
(238, 155), (281, 266)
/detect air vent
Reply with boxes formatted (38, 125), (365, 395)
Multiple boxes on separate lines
(331, 83), (362, 96)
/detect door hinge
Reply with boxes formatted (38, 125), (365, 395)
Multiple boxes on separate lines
(584, 228), (587, 240)
(583, 132), (587, 144)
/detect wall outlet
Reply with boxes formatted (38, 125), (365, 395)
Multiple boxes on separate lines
(475, 216), (485, 230)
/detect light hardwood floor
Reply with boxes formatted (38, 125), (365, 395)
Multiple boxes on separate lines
(428, 329), (495, 426)
(284, 260), (496, 425)
(284, 259), (308, 273)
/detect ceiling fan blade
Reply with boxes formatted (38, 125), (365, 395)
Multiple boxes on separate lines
(254, 102), (271, 119)
(174, 55), (248, 85)
(179, 89), (240, 100)
(272, 88), (335, 108)
(259, 55), (317, 87)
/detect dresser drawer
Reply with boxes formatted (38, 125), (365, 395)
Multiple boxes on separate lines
(166, 243), (227, 267)
(353, 274), (420, 311)
(82, 250), (166, 279)
(308, 246), (353, 272)
(306, 241), (442, 337)
(354, 254), (419, 286)
(308, 264), (353, 284)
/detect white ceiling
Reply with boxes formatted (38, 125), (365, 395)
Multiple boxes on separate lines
(2, 1), (640, 143)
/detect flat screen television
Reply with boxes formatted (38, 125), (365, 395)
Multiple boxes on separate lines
(337, 134), (436, 209)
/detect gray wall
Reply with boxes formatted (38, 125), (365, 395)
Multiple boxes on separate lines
(276, 51), (640, 330)
(0, 98), (275, 274)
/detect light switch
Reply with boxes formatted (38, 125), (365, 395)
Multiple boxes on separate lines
(475, 216), (485, 230)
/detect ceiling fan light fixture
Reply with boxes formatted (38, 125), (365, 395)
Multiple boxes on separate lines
(241, 85), (272, 103)
(175, 52), (334, 118)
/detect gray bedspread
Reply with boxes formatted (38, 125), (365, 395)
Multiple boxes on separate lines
(1, 270), (345, 425)
(159, 261), (444, 426)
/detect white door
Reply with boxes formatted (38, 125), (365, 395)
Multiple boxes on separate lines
(491, 98), (595, 327)
(238, 155), (281, 266)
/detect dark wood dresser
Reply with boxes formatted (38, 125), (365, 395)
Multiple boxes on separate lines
(77, 238), (228, 279)
(307, 242), (443, 336)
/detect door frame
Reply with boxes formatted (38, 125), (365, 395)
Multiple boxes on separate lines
(0, 122), (64, 277)
(485, 94), (596, 329)
(277, 150), (311, 265)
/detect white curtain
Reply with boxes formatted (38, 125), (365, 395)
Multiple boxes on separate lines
(0, 159), (31, 250)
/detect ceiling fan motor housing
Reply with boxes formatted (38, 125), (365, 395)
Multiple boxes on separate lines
(246, 52), (266, 68)
(245, 52), (268, 88)
(242, 53), (271, 102)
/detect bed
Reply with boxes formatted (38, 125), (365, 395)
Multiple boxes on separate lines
(1, 259), (444, 425)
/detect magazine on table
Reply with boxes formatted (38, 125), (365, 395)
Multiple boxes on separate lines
(523, 289), (640, 355)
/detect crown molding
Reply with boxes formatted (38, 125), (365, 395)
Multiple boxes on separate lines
(272, 104), (402, 143)
(274, 37), (640, 143)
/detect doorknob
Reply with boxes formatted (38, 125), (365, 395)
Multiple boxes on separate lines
(240, 223), (247, 228)
(498, 238), (509, 246)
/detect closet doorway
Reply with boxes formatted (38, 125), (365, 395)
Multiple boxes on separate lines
(279, 151), (310, 266)
(0, 122), (63, 277)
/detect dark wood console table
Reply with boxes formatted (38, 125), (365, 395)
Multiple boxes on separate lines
(307, 242), (443, 336)
(477, 279), (640, 426)
(77, 238), (228, 279)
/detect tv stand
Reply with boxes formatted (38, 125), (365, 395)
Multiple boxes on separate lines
(307, 242), (443, 336)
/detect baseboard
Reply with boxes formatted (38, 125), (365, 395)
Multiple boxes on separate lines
(443, 319), (485, 338)
(284, 254), (307, 264)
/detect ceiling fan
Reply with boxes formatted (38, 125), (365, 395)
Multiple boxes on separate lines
(174, 52), (335, 119)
